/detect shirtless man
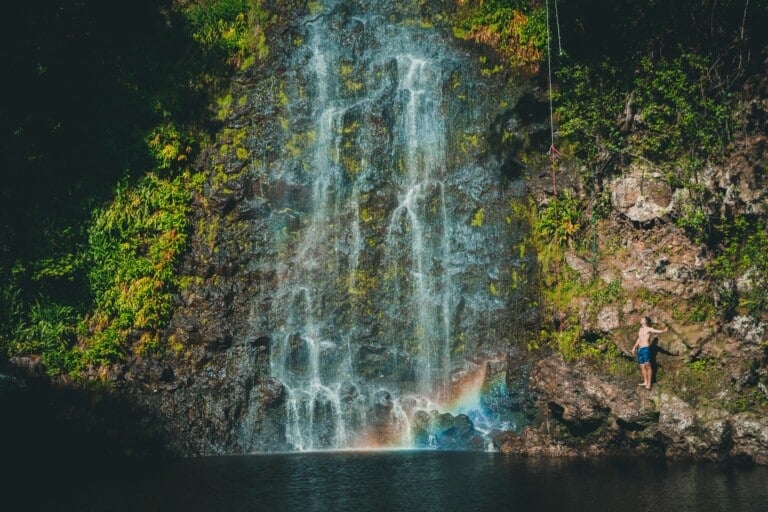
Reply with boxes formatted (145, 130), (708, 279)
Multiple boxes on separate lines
(631, 316), (667, 390)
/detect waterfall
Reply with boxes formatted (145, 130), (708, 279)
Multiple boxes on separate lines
(257, 1), (530, 451)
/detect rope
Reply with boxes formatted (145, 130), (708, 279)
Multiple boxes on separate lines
(545, 0), (558, 225)
(589, 164), (599, 264)
(546, 0), (556, 155)
(545, 0), (563, 332)
(553, 0), (563, 56)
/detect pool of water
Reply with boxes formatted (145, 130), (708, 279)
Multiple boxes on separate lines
(12, 451), (768, 511)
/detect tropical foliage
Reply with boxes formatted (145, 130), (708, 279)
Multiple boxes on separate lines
(2, 0), (767, 378)
(0, 0), (273, 376)
(457, 0), (768, 360)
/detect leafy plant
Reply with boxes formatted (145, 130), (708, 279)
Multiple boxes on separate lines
(182, 0), (271, 69)
(452, 1), (547, 74)
(674, 198), (710, 245)
(9, 302), (78, 376)
(80, 171), (197, 369)
(146, 123), (195, 171)
(551, 325), (582, 362)
(588, 279), (622, 312)
(534, 190), (582, 247)
(554, 61), (626, 161)
(709, 215), (768, 317)
(633, 54), (731, 162)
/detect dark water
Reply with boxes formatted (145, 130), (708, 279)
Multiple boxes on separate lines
(13, 452), (768, 512)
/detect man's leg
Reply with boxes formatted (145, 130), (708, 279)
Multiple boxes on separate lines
(642, 363), (652, 389)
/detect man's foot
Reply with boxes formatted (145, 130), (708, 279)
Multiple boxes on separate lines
(645, 384), (652, 390)
(638, 383), (646, 386)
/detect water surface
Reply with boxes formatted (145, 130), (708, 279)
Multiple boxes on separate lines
(24, 451), (768, 512)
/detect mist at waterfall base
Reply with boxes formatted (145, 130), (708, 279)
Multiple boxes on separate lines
(29, 453), (768, 512)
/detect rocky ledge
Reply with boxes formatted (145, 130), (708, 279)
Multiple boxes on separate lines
(493, 355), (768, 464)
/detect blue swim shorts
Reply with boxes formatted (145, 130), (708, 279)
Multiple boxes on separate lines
(637, 346), (650, 364)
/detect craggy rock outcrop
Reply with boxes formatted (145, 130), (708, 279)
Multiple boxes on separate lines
(527, 78), (768, 465)
(492, 356), (662, 458)
(105, 26), (767, 464)
(494, 356), (768, 464)
(610, 165), (674, 224)
(110, 0), (539, 455)
(410, 410), (487, 450)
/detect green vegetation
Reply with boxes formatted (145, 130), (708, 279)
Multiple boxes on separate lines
(453, 1), (548, 75)
(555, 53), (732, 165)
(461, 0), (768, 359)
(553, 1), (766, 248)
(535, 191), (581, 247)
(182, 0), (272, 69)
(3, 0), (768, 380)
(80, 172), (203, 371)
(709, 215), (768, 318)
(0, 0), (280, 377)
(669, 357), (727, 405)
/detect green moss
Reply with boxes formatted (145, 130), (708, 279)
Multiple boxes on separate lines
(670, 358), (728, 406)
(284, 131), (317, 158)
(216, 93), (233, 120)
(343, 156), (362, 175)
(471, 208), (485, 227)
(277, 85), (290, 107)
(348, 269), (378, 297)
(342, 120), (360, 134)
(345, 79), (364, 92)
(460, 132), (481, 154)
(587, 279), (622, 314)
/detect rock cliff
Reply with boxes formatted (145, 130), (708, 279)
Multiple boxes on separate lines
(23, 0), (763, 463)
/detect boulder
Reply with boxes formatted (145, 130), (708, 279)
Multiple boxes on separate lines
(565, 251), (595, 283)
(730, 412), (768, 464)
(657, 393), (730, 461)
(529, 356), (657, 437)
(432, 412), (485, 451)
(610, 167), (673, 223)
(596, 306), (621, 333)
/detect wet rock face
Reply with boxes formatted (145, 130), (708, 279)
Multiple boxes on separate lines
(730, 413), (768, 465)
(118, 0), (539, 454)
(433, 413), (485, 450)
(105, 2), (767, 461)
(410, 411), (487, 451)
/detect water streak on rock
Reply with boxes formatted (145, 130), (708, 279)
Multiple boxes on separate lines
(256, 0), (531, 450)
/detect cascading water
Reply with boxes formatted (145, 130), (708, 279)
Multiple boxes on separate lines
(255, 0), (534, 451)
